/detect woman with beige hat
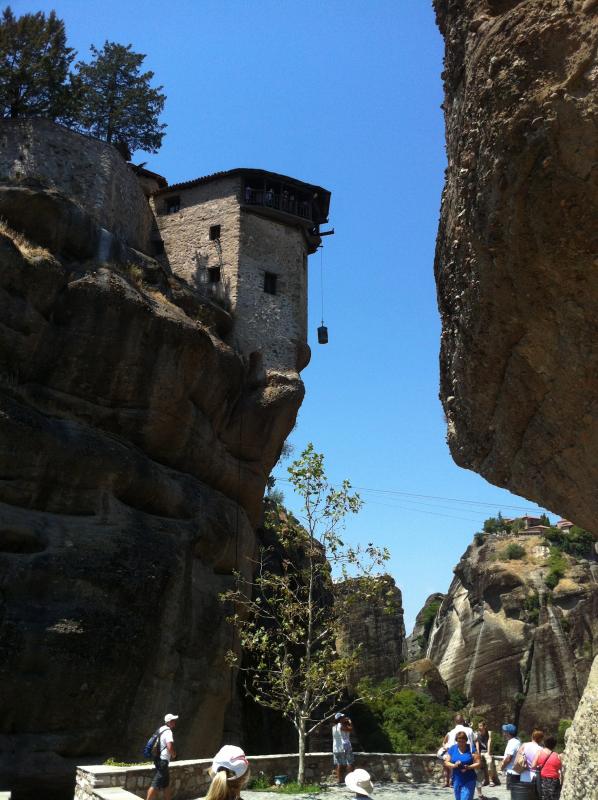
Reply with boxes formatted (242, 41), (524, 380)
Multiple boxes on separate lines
(345, 769), (374, 799)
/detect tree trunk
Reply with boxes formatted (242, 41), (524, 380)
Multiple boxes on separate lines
(297, 723), (306, 785)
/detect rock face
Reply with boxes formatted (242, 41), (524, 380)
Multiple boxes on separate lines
(426, 533), (598, 733)
(406, 593), (444, 662)
(433, 4), (598, 795)
(336, 575), (406, 689)
(401, 659), (449, 706)
(434, 0), (598, 532)
(560, 655), (598, 800)
(0, 123), (304, 798)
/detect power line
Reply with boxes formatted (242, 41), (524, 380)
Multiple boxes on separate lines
(362, 499), (488, 524)
(271, 476), (543, 513)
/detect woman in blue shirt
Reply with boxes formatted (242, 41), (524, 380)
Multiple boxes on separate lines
(444, 731), (481, 800)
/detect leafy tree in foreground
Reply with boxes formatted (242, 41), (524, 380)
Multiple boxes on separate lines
(222, 443), (390, 784)
(0, 5), (75, 119)
(73, 41), (166, 153)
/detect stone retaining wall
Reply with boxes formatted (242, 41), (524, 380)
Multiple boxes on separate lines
(0, 118), (153, 251)
(76, 753), (444, 800)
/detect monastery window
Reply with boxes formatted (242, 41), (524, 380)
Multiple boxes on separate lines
(165, 196), (180, 214)
(264, 271), (277, 295)
(209, 224), (221, 241)
(208, 267), (221, 284)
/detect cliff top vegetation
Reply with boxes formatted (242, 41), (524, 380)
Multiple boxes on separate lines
(0, 6), (166, 154)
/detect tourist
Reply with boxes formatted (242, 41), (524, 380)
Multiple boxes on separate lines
(531, 734), (562, 800)
(442, 715), (474, 789)
(475, 721), (499, 792)
(206, 745), (250, 800)
(345, 768), (374, 798)
(446, 714), (476, 751)
(146, 713), (178, 800)
(444, 730), (481, 800)
(519, 729), (544, 786)
(332, 712), (354, 784)
(499, 724), (521, 791)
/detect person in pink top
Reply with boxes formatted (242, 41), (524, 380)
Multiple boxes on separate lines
(532, 735), (562, 800)
(519, 729), (544, 784)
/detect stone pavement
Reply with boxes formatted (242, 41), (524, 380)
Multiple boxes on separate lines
(245, 782), (511, 800)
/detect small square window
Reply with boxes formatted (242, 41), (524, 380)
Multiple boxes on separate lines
(209, 224), (221, 240)
(264, 272), (277, 295)
(165, 196), (180, 214)
(208, 267), (221, 283)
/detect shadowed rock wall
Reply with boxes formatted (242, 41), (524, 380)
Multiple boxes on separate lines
(0, 127), (304, 798)
(336, 575), (406, 689)
(433, 3), (598, 797)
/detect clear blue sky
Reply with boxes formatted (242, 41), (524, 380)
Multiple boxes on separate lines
(15, 0), (558, 630)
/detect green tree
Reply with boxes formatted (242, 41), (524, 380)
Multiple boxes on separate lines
(358, 680), (453, 753)
(73, 41), (166, 153)
(503, 543), (526, 560)
(221, 444), (389, 784)
(0, 6), (75, 119)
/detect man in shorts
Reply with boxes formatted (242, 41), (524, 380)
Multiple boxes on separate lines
(332, 713), (354, 784)
(146, 713), (178, 800)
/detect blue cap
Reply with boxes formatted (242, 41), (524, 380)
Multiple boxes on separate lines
(502, 724), (517, 734)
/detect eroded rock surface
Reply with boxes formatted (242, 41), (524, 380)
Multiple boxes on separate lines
(434, 0), (598, 531)
(433, 3), (598, 791)
(426, 533), (597, 733)
(406, 592), (444, 662)
(336, 575), (406, 689)
(0, 152), (303, 795)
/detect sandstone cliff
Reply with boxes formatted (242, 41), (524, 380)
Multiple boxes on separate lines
(425, 532), (597, 732)
(336, 575), (406, 690)
(0, 122), (303, 798)
(405, 592), (444, 662)
(434, 0), (598, 532)
(433, 4), (598, 795)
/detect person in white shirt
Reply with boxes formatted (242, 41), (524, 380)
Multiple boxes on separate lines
(332, 712), (354, 784)
(500, 724), (521, 791)
(445, 714), (476, 751)
(146, 713), (178, 800)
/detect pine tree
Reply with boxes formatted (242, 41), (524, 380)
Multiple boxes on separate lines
(0, 6), (75, 119)
(73, 42), (166, 154)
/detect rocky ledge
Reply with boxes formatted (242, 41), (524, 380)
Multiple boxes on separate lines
(0, 194), (301, 795)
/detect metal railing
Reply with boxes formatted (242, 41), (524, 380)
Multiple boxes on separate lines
(243, 188), (312, 220)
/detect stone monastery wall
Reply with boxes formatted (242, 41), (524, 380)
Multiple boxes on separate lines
(0, 119), (153, 251)
(151, 176), (241, 297)
(152, 177), (310, 373)
(237, 211), (308, 372)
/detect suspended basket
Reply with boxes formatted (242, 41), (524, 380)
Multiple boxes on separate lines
(317, 325), (328, 345)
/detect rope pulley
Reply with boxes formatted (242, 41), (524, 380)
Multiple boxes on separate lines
(317, 245), (328, 345)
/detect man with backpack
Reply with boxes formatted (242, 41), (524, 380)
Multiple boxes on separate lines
(146, 713), (178, 800)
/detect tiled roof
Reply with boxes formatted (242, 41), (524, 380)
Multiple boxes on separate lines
(153, 167), (330, 206)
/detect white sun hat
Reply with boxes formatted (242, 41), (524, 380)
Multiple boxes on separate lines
(211, 745), (249, 779)
(164, 714), (179, 723)
(345, 769), (374, 798)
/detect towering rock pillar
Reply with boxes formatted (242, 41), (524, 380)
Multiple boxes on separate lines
(433, 4), (598, 797)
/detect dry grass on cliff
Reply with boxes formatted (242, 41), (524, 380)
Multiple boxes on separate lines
(0, 218), (53, 261)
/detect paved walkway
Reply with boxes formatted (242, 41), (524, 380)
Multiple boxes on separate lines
(246, 783), (511, 800)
